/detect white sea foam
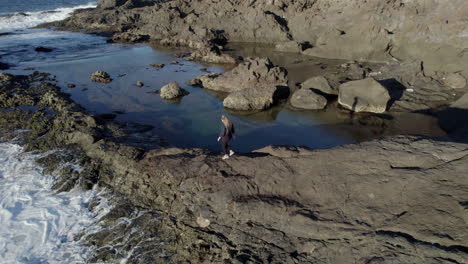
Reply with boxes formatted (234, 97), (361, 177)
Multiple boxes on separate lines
(0, 3), (97, 32)
(0, 142), (107, 263)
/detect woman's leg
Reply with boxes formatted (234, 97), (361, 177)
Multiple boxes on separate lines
(222, 136), (230, 155)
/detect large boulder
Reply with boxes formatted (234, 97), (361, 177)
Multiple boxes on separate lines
(190, 58), (288, 93)
(300, 76), (336, 95)
(290, 88), (327, 110)
(223, 85), (288, 111)
(160, 82), (189, 100)
(338, 78), (390, 113)
(443, 73), (467, 89)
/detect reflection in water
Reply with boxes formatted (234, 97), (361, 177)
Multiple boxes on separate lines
(5, 41), (446, 152)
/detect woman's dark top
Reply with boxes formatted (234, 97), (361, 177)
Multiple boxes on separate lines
(219, 124), (235, 140)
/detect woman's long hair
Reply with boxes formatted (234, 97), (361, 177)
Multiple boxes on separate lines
(221, 115), (233, 132)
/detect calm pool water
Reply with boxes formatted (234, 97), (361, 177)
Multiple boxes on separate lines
(2, 33), (445, 152)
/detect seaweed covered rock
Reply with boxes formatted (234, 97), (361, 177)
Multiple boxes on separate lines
(91, 71), (112, 83)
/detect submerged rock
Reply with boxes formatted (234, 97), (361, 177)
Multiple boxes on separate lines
(300, 76), (336, 95)
(338, 78), (390, 113)
(223, 84), (288, 111)
(160, 82), (189, 99)
(35, 46), (53, 52)
(150, 63), (165, 69)
(290, 88), (327, 110)
(0, 62), (11, 70)
(91, 71), (112, 83)
(191, 57), (288, 93)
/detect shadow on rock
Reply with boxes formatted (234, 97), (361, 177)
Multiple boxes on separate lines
(378, 78), (406, 110)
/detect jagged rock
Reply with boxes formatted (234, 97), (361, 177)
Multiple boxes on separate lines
(290, 88), (327, 110)
(91, 71), (112, 83)
(300, 76), (336, 95)
(160, 82), (189, 99)
(443, 73), (467, 89)
(150, 63), (165, 69)
(191, 57), (288, 93)
(223, 84), (288, 111)
(111, 32), (149, 42)
(188, 46), (238, 64)
(338, 78), (390, 113)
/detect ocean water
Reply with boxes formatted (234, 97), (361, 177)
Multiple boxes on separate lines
(0, 142), (109, 264)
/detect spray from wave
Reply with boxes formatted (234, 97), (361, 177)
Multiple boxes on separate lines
(0, 142), (108, 263)
(0, 2), (97, 32)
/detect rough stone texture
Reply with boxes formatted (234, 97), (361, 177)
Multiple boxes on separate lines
(91, 71), (112, 83)
(290, 88), (327, 110)
(223, 84), (288, 111)
(192, 57), (288, 93)
(338, 78), (391, 113)
(50, 0), (468, 77)
(159, 81), (189, 99)
(275, 41), (305, 53)
(300, 75), (336, 95)
(443, 73), (467, 89)
(1, 72), (468, 263)
(97, 0), (127, 9)
(188, 46), (238, 64)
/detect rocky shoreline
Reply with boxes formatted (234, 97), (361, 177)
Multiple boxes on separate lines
(1, 67), (467, 263)
(2, 0), (468, 263)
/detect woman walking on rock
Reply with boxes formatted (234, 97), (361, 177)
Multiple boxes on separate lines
(217, 115), (236, 160)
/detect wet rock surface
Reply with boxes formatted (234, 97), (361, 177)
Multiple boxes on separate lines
(223, 84), (288, 111)
(1, 72), (467, 263)
(290, 88), (328, 110)
(91, 71), (112, 83)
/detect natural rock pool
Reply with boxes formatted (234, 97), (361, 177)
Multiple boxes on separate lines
(2, 31), (445, 153)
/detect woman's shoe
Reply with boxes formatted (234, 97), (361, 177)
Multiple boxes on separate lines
(229, 150), (235, 156)
(222, 154), (229, 160)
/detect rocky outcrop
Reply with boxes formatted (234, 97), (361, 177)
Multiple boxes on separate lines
(338, 78), (391, 113)
(160, 81), (189, 99)
(290, 88), (327, 110)
(191, 58), (288, 93)
(1, 72), (468, 263)
(49, 0), (468, 78)
(91, 71), (112, 83)
(187, 46), (239, 64)
(300, 75), (336, 96)
(223, 84), (288, 111)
